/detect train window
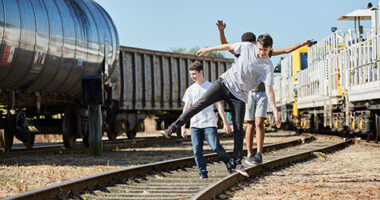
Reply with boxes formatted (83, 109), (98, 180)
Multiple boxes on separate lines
(300, 53), (308, 70)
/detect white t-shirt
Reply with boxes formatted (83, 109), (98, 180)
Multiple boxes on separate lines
(220, 42), (274, 103)
(182, 81), (217, 128)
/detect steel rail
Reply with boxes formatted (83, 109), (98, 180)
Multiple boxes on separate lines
(0, 136), (186, 157)
(191, 138), (352, 200)
(5, 136), (313, 200)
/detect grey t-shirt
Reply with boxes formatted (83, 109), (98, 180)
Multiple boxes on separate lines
(220, 42), (274, 103)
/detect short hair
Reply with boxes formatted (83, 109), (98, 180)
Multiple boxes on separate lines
(257, 34), (273, 48)
(188, 61), (203, 72)
(241, 32), (256, 42)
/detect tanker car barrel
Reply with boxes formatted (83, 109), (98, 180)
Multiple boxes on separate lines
(0, 0), (119, 151)
(0, 0), (119, 97)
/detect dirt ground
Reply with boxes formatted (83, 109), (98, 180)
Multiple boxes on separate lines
(223, 141), (380, 200)
(0, 130), (298, 199)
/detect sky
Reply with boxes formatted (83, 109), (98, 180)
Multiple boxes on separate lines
(95, 0), (377, 65)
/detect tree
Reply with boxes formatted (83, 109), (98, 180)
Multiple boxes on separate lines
(169, 47), (225, 58)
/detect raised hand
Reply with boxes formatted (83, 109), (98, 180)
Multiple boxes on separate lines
(216, 20), (226, 31)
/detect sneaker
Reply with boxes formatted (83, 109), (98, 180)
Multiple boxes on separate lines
(160, 128), (173, 139)
(252, 152), (263, 164)
(225, 161), (234, 174)
(245, 153), (262, 165)
(234, 164), (249, 177)
(199, 174), (208, 179)
(245, 155), (255, 166)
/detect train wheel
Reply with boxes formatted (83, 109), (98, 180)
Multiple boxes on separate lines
(108, 119), (127, 140)
(375, 113), (379, 143)
(313, 115), (319, 133)
(127, 131), (137, 139)
(127, 119), (143, 139)
(366, 131), (372, 142)
(82, 129), (89, 147)
(82, 121), (89, 147)
(341, 126), (349, 139)
(0, 129), (13, 152)
(24, 133), (35, 149)
(62, 111), (77, 148)
(295, 128), (302, 135)
(14, 111), (35, 149)
(107, 130), (118, 140)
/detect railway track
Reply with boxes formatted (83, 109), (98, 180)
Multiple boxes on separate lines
(193, 136), (350, 200)
(5, 135), (351, 200)
(0, 132), (240, 157)
(0, 129), (275, 155)
(0, 135), (186, 157)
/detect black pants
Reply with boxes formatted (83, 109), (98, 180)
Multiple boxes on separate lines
(169, 78), (246, 165)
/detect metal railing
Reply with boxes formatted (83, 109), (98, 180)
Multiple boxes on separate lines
(340, 33), (380, 90)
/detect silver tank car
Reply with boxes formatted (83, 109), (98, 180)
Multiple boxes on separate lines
(0, 0), (119, 96)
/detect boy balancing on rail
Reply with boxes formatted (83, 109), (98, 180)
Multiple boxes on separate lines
(181, 61), (234, 179)
(162, 34), (281, 176)
(216, 20), (312, 165)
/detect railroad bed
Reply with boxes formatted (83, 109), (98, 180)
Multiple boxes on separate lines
(220, 139), (380, 200)
(6, 134), (351, 200)
(0, 135), (186, 157)
(1, 131), (295, 199)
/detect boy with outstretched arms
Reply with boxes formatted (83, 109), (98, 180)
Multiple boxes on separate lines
(162, 34), (280, 176)
(216, 20), (312, 165)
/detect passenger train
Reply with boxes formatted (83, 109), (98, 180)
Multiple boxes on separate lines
(268, 3), (380, 142)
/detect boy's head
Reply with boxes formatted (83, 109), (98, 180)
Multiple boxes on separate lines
(234, 32), (257, 58)
(241, 32), (256, 42)
(188, 61), (203, 82)
(256, 34), (273, 58)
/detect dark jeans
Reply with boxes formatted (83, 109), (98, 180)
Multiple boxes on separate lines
(191, 127), (230, 176)
(169, 78), (245, 165)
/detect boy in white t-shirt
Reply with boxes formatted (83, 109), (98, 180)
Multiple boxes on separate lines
(181, 61), (233, 179)
(216, 20), (312, 165)
(162, 34), (280, 177)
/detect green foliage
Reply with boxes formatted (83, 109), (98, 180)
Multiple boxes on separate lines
(169, 47), (225, 58)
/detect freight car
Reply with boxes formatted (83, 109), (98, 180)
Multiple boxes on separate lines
(107, 46), (233, 141)
(0, 0), (235, 151)
(270, 3), (380, 142)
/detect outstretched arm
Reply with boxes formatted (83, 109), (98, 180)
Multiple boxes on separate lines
(215, 101), (232, 134)
(216, 20), (235, 55)
(265, 85), (281, 128)
(271, 39), (313, 56)
(196, 43), (235, 57)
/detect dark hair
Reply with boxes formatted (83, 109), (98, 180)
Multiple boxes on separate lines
(188, 61), (203, 72)
(257, 34), (273, 47)
(241, 32), (256, 42)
